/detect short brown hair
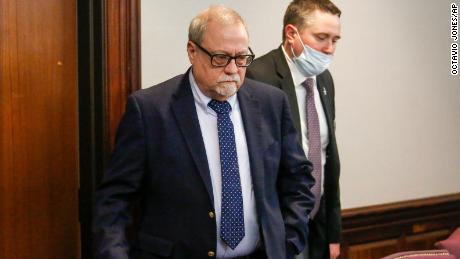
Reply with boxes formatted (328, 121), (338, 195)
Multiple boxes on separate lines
(282, 0), (341, 41)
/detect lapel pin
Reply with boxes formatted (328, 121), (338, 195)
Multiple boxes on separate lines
(322, 87), (327, 96)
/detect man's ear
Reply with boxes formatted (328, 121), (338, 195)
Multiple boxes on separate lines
(284, 24), (297, 45)
(187, 41), (196, 63)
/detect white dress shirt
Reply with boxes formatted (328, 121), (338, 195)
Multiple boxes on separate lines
(189, 71), (260, 258)
(282, 46), (329, 195)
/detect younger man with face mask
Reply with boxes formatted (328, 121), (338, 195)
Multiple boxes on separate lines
(246, 1), (342, 258)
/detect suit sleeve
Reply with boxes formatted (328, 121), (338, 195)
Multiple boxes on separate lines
(328, 79), (342, 243)
(277, 93), (316, 255)
(93, 95), (146, 259)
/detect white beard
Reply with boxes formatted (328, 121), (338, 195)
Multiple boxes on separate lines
(215, 82), (238, 97)
(215, 74), (240, 98)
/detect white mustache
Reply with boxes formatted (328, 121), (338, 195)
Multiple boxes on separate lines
(217, 74), (240, 84)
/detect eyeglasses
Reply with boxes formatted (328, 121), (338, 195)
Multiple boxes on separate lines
(192, 41), (255, 67)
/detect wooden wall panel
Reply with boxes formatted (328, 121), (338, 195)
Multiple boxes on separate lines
(0, 0), (79, 258)
(0, 0), (16, 256)
(341, 193), (460, 259)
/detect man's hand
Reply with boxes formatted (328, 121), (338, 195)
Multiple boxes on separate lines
(329, 243), (340, 259)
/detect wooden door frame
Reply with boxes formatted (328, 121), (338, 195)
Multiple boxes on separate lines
(78, 0), (140, 258)
(104, 0), (141, 152)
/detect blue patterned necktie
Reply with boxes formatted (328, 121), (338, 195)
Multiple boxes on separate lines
(208, 99), (245, 249)
(303, 78), (322, 218)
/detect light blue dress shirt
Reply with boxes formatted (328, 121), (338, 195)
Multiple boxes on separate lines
(189, 71), (260, 258)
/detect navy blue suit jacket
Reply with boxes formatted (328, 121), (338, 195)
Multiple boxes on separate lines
(94, 69), (315, 259)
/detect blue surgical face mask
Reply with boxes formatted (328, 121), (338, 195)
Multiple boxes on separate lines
(291, 29), (332, 77)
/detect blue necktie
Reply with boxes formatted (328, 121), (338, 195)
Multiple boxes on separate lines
(208, 99), (245, 249)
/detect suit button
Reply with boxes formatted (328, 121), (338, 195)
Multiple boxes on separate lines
(208, 211), (215, 219)
(208, 251), (215, 257)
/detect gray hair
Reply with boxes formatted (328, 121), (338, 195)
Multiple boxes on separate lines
(188, 5), (248, 44)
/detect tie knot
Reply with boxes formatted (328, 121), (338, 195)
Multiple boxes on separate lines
(208, 99), (232, 114)
(302, 78), (315, 91)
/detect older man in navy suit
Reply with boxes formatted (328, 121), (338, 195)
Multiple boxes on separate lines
(94, 5), (315, 259)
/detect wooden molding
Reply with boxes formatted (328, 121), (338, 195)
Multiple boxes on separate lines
(104, 0), (141, 152)
(342, 193), (460, 218)
(341, 193), (460, 259)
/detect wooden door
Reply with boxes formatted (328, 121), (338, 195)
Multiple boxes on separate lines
(0, 0), (80, 258)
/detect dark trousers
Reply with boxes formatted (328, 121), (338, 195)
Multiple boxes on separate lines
(296, 197), (329, 259)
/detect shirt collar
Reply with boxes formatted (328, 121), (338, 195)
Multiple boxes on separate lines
(281, 45), (316, 87)
(189, 69), (237, 115)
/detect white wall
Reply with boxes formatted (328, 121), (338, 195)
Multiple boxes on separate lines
(141, 0), (460, 209)
(141, 0), (291, 86)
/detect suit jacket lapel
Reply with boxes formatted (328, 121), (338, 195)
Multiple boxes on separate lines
(316, 75), (335, 135)
(171, 71), (214, 205)
(274, 47), (334, 142)
(273, 47), (302, 141)
(237, 85), (265, 202)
